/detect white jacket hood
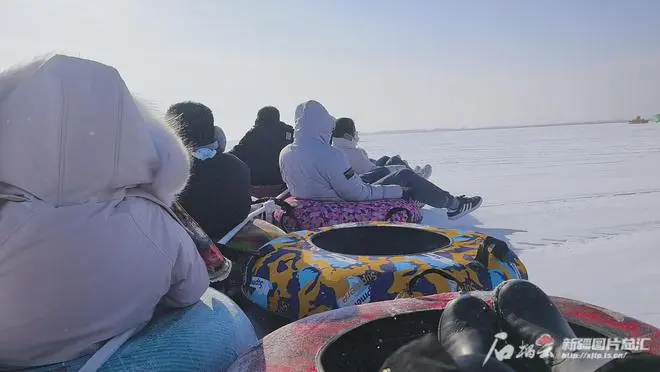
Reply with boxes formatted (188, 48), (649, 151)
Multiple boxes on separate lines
(0, 54), (190, 206)
(331, 138), (379, 174)
(293, 100), (335, 144)
(332, 137), (357, 149)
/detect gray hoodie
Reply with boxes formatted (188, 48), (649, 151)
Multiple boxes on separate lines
(0, 55), (209, 367)
(279, 100), (402, 201)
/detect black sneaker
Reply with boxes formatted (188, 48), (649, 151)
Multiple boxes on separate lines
(447, 195), (482, 220)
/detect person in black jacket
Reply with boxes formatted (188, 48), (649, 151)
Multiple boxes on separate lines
(229, 106), (294, 186)
(167, 101), (251, 242)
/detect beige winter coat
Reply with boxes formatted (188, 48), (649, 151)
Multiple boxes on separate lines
(0, 55), (209, 367)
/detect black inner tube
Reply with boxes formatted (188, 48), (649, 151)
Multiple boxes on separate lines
(318, 310), (614, 372)
(310, 226), (451, 256)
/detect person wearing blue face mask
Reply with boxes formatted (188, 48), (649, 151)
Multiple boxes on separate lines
(168, 101), (251, 241)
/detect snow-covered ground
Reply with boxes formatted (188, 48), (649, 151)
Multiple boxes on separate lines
(361, 122), (660, 327)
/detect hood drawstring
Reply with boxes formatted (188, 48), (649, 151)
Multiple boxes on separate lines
(0, 193), (28, 210)
(0, 193), (28, 202)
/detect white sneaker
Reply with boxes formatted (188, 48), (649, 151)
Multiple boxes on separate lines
(420, 164), (432, 179)
(415, 164), (433, 179)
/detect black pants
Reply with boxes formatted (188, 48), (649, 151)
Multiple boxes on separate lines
(374, 155), (408, 167)
(373, 168), (454, 209)
(360, 167), (391, 184)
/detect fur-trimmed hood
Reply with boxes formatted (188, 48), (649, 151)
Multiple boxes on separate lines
(0, 54), (190, 206)
(0, 55), (208, 367)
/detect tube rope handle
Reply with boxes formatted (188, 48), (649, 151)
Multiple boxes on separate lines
(473, 237), (511, 268)
(396, 268), (465, 299)
(272, 198), (300, 232)
(385, 207), (413, 222)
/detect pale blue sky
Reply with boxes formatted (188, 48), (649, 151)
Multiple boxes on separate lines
(1, 0), (659, 139)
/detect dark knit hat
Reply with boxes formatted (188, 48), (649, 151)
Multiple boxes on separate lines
(255, 106), (280, 124)
(332, 117), (356, 138)
(166, 101), (215, 148)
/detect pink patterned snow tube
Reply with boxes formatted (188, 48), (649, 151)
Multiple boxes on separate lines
(273, 197), (424, 232)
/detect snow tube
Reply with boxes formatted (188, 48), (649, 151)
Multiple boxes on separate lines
(219, 219), (287, 298)
(227, 219), (287, 255)
(33, 289), (257, 372)
(272, 197), (423, 232)
(228, 291), (660, 372)
(242, 221), (527, 320)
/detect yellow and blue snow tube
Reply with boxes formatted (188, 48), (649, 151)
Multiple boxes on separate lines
(242, 221), (528, 320)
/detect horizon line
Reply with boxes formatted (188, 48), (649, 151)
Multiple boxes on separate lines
(360, 119), (630, 136)
(226, 118), (648, 142)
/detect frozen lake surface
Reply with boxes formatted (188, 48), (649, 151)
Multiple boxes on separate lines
(360, 122), (660, 326)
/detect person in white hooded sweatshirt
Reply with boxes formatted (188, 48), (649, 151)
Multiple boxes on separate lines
(0, 55), (256, 371)
(279, 100), (482, 219)
(330, 117), (432, 182)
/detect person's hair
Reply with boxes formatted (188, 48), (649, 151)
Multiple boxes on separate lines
(214, 126), (227, 153)
(332, 117), (356, 138)
(166, 101), (215, 148)
(256, 106), (280, 124)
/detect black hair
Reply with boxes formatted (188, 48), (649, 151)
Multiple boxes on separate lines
(256, 106), (280, 124)
(166, 101), (215, 148)
(332, 117), (356, 138)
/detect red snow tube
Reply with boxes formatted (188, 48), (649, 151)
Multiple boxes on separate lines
(272, 197), (423, 232)
(228, 291), (660, 372)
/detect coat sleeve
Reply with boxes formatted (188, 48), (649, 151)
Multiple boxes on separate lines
(160, 221), (210, 308)
(322, 150), (403, 201)
(352, 147), (378, 174)
(228, 129), (256, 162)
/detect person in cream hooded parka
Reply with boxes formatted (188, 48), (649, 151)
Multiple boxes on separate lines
(279, 100), (403, 202)
(279, 101), (483, 220)
(0, 54), (209, 367)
